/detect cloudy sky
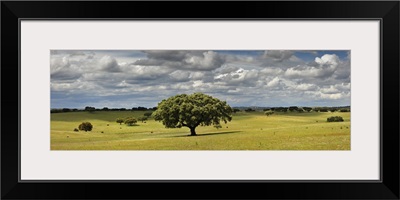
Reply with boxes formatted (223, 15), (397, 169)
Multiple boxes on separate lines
(50, 50), (350, 109)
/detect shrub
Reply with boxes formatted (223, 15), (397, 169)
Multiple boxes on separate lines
(327, 116), (344, 122)
(264, 110), (274, 116)
(73, 128), (79, 132)
(78, 122), (93, 132)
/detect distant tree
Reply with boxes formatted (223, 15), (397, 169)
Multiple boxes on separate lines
(78, 122), (93, 132)
(288, 106), (299, 112)
(85, 106), (96, 111)
(137, 106), (147, 111)
(138, 116), (148, 123)
(303, 107), (312, 112)
(329, 108), (337, 112)
(51, 109), (62, 113)
(62, 108), (71, 112)
(102, 107), (109, 111)
(152, 107), (158, 110)
(152, 93), (233, 136)
(327, 116), (344, 122)
(245, 108), (255, 112)
(124, 117), (137, 126)
(319, 107), (329, 112)
(340, 108), (350, 112)
(144, 112), (153, 117)
(274, 107), (288, 112)
(233, 108), (241, 113)
(85, 106), (96, 113)
(264, 110), (274, 116)
(116, 118), (124, 125)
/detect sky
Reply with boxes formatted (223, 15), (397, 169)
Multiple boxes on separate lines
(50, 50), (350, 109)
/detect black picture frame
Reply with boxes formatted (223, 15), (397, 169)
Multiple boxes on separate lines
(1, 1), (399, 199)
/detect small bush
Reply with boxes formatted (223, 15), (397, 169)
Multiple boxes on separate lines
(78, 122), (93, 132)
(327, 116), (344, 122)
(264, 110), (275, 116)
(73, 128), (79, 132)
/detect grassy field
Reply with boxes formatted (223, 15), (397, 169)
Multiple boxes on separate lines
(51, 111), (350, 150)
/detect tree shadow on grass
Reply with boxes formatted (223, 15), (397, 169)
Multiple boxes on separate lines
(126, 124), (140, 126)
(170, 131), (242, 138)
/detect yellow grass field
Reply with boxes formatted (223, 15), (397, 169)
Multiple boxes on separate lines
(51, 111), (350, 150)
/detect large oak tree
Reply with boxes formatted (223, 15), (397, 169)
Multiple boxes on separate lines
(152, 93), (233, 136)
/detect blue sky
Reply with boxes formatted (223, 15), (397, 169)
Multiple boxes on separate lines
(50, 50), (350, 109)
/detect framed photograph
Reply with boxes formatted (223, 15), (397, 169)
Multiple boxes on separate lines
(2, 1), (399, 199)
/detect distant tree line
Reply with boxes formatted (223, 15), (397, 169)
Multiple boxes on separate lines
(51, 106), (158, 113)
(232, 106), (350, 113)
(52, 105), (350, 114)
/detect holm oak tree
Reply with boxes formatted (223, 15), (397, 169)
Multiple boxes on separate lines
(152, 93), (233, 136)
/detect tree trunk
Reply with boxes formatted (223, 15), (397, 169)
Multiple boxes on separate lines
(189, 127), (197, 136)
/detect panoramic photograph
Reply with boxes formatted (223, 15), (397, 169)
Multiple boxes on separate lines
(50, 50), (351, 150)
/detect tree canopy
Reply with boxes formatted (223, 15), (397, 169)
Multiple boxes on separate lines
(124, 117), (137, 126)
(116, 118), (124, 125)
(152, 93), (233, 136)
